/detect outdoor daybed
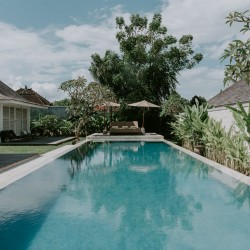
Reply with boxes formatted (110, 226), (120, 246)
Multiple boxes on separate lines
(110, 121), (143, 135)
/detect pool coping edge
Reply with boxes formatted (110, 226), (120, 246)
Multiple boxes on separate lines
(0, 139), (90, 190)
(164, 140), (250, 186)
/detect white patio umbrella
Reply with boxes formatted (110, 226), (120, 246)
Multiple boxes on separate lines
(128, 100), (160, 129)
(101, 101), (120, 109)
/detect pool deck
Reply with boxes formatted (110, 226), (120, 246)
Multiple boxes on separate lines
(86, 133), (164, 141)
(1, 135), (250, 190)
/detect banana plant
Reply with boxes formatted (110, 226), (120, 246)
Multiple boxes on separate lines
(171, 100), (250, 174)
(226, 101), (250, 143)
(171, 99), (210, 150)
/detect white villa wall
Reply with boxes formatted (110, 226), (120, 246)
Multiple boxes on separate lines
(208, 103), (250, 153)
(208, 107), (235, 132)
(208, 102), (249, 132)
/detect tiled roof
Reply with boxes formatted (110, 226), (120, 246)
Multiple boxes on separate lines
(0, 81), (27, 102)
(16, 87), (51, 106)
(208, 80), (250, 107)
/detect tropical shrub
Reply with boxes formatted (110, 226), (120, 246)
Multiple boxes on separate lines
(171, 102), (250, 175)
(201, 120), (249, 173)
(171, 100), (210, 150)
(84, 114), (106, 136)
(31, 115), (73, 136)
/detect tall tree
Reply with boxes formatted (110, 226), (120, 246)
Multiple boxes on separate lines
(89, 13), (203, 104)
(221, 10), (250, 85)
(59, 76), (116, 141)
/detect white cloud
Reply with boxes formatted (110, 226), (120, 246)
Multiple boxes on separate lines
(55, 24), (117, 50)
(30, 82), (66, 102)
(177, 67), (225, 100)
(0, 1), (249, 103)
(0, 6), (128, 102)
(7, 76), (24, 90)
(0, 22), (93, 101)
(160, 0), (249, 99)
(71, 68), (93, 83)
(161, 0), (249, 45)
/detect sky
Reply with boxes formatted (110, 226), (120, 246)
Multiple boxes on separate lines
(0, 0), (249, 102)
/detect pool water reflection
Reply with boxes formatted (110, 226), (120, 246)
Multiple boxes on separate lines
(0, 142), (250, 250)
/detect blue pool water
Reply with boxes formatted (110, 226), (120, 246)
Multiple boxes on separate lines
(1, 142), (250, 250)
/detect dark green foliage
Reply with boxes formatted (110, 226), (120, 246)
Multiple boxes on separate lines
(31, 107), (68, 120)
(31, 115), (73, 136)
(189, 95), (207, 106)
(85, 114), (106, 136)
(53, 98), (70, 106)
(160, 92), (189, 139)
(161, 92), (189, 117)
(89, 13), (203, 104)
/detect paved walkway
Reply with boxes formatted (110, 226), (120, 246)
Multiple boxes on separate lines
(86, 133), (164, 141)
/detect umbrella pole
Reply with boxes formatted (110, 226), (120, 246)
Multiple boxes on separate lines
(141, 108), (145, 134)
(142, 108), (145, 128)
(103, 108), (107, 134)
(110, 107), (113, 123)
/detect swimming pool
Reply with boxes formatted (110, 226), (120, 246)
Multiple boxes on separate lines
(1, 141), (250, 249)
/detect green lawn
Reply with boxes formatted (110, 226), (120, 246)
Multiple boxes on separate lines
(0, 138), (84, 154)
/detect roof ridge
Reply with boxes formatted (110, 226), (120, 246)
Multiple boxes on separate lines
(0, 81), (27, 102)
(208, 80), (250, 107)
(16, 87), (51, 106)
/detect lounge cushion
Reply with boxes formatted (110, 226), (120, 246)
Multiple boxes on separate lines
(110, 121), (142, 135)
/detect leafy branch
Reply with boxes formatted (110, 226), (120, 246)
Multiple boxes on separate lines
(221, 10), (250, 85)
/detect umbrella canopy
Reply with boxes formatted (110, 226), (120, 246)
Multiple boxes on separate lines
(94, 101), (120, 111)
(101, 101), (120, 108)
(128, 100), (159, 108)
(128, 100), (160, 129)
